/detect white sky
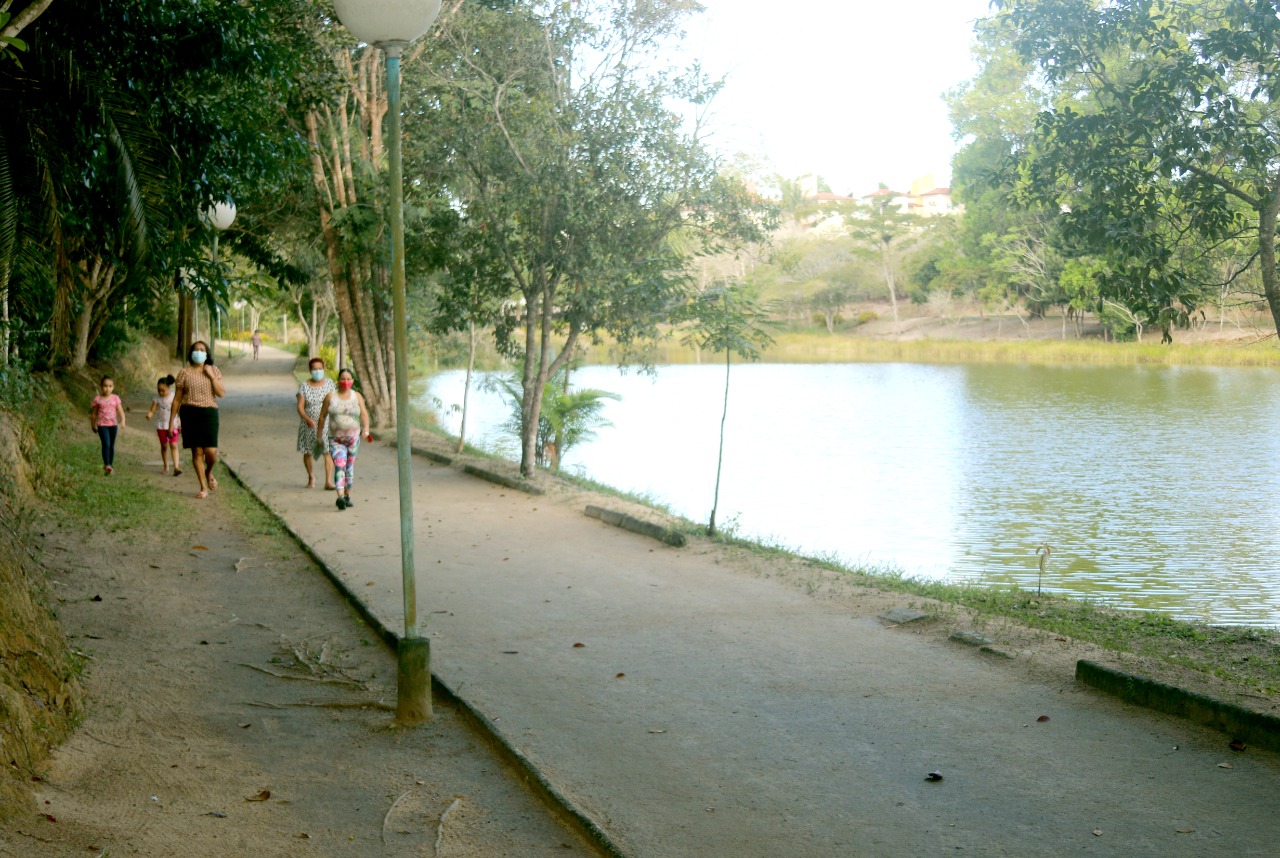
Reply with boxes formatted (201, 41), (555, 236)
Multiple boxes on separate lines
(666, 0), (996, 195)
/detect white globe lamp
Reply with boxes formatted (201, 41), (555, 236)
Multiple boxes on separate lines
(203, 200), (237, 231)
(332, 0), (442, 47)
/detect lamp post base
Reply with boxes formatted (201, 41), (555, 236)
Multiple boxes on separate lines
(396, 636), (432, 724)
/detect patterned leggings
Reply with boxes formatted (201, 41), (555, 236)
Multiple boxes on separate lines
(329, 434), (361, 493)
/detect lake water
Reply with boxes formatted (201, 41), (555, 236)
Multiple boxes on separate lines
(420, 362), (1280, 626)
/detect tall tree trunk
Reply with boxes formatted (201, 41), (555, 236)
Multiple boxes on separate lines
(519, 285), (541, 476)
(457, 319), (476, 454)
(1258, 190), (1280, 339)
(305, 89), (397, 426)
(709, 348), (731, 536)
(51, 238), (118, 370)
(517, 269), (581, 477)
(1, 284), (8, 366)
(879, 242), (900, 331)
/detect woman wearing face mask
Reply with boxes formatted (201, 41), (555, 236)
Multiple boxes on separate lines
(316, 368), (371, 511)
(296, 357), (336, 489)
(169, 340), (226, 499)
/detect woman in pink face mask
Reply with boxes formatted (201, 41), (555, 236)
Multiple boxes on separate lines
(316, 368), (372, 511)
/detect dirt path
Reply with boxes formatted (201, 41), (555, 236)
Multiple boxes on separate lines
(0, 408), (597, 856)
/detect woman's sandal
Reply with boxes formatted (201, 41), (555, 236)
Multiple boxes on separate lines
(208, 477), (219, 491)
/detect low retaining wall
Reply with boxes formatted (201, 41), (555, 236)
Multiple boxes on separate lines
(1076, 660), (1280, 752)
(584, 505), (686, 547)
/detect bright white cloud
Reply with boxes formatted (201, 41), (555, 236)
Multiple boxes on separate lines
(666, 0), (994, 196)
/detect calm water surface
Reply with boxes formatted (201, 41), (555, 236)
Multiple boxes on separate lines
(421, 363), (1280, 626)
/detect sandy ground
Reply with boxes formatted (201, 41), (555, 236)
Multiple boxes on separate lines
(0, 421), (596, 856)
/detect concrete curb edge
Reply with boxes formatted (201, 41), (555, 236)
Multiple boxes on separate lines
(584, 504), (687, 548)
(461, 463), (545, 495)
(387, 439), (542, 493)
(220, 459), (629, 858)
(1076, 659), (1280, 752)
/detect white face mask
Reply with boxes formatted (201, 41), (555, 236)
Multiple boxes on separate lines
(311, 369), (326, 381)
(191, 350), (207, 365)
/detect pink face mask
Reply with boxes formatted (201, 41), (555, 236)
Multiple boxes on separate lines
(338, 379), (354, 391)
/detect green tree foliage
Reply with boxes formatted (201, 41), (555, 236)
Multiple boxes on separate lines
(844, 189), (920, 331)
(0, 1), (52, 60)
(987, 0), (1280, 338)
(408, 0), (775, 476)
(0, 0), (328, 368)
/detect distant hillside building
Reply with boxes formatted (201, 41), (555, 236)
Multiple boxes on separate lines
(857, 175), (957, 217)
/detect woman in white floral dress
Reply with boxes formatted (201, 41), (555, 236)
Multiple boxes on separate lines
(296, 357), (337, 488)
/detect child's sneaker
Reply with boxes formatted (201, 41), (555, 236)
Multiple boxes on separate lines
(104, 466), (113, 476)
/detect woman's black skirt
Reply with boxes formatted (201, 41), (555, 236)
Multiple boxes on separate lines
(179, 404), (219, 449)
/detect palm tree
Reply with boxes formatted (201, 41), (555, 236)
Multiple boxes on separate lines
(0, 18), (169, 368)
(486, 369), (620, 474)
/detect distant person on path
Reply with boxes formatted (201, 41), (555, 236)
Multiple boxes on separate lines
(316, 368), (371, 511)
(170, 340), (225, 499)
(297, 356), (336, 489)
(144, 374), (180, 474)
(90, 375), (125, 476)
(251, 329), (262, 360)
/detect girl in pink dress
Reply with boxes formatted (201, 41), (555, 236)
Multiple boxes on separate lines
(90, 376), (125, 476)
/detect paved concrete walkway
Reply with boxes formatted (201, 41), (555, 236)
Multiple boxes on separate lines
(216, 346), (1279, 857)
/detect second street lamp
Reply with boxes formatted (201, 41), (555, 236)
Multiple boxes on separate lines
(331, 0), (442, 725)
(202, 200), (236, 363)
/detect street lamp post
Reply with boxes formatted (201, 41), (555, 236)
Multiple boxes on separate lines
(332, 0), (442, 725)
(203, 200), (236, 362)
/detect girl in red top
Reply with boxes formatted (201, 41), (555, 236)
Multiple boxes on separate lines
(90, 375), (125, 476)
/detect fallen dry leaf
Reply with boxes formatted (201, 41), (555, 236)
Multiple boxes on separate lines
(1217, 762), (1233, 769)
(615, 673), (625, 678)
(192, 545), (207, 551)
(572, 642), (585, 648)
(1092, 829), (1103, 836)
(925, 771), (944, 782)
(1036, 715), (1050, 722)
(246, 789), (271, 802)
(238, 723), (251, 729)
(648, 729), (667, 734)
(1229, 739), (1247, 751)
(43, 814), (57, 823)
(502, 650), (519, 655)
(1176, 828), (1195, 834)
